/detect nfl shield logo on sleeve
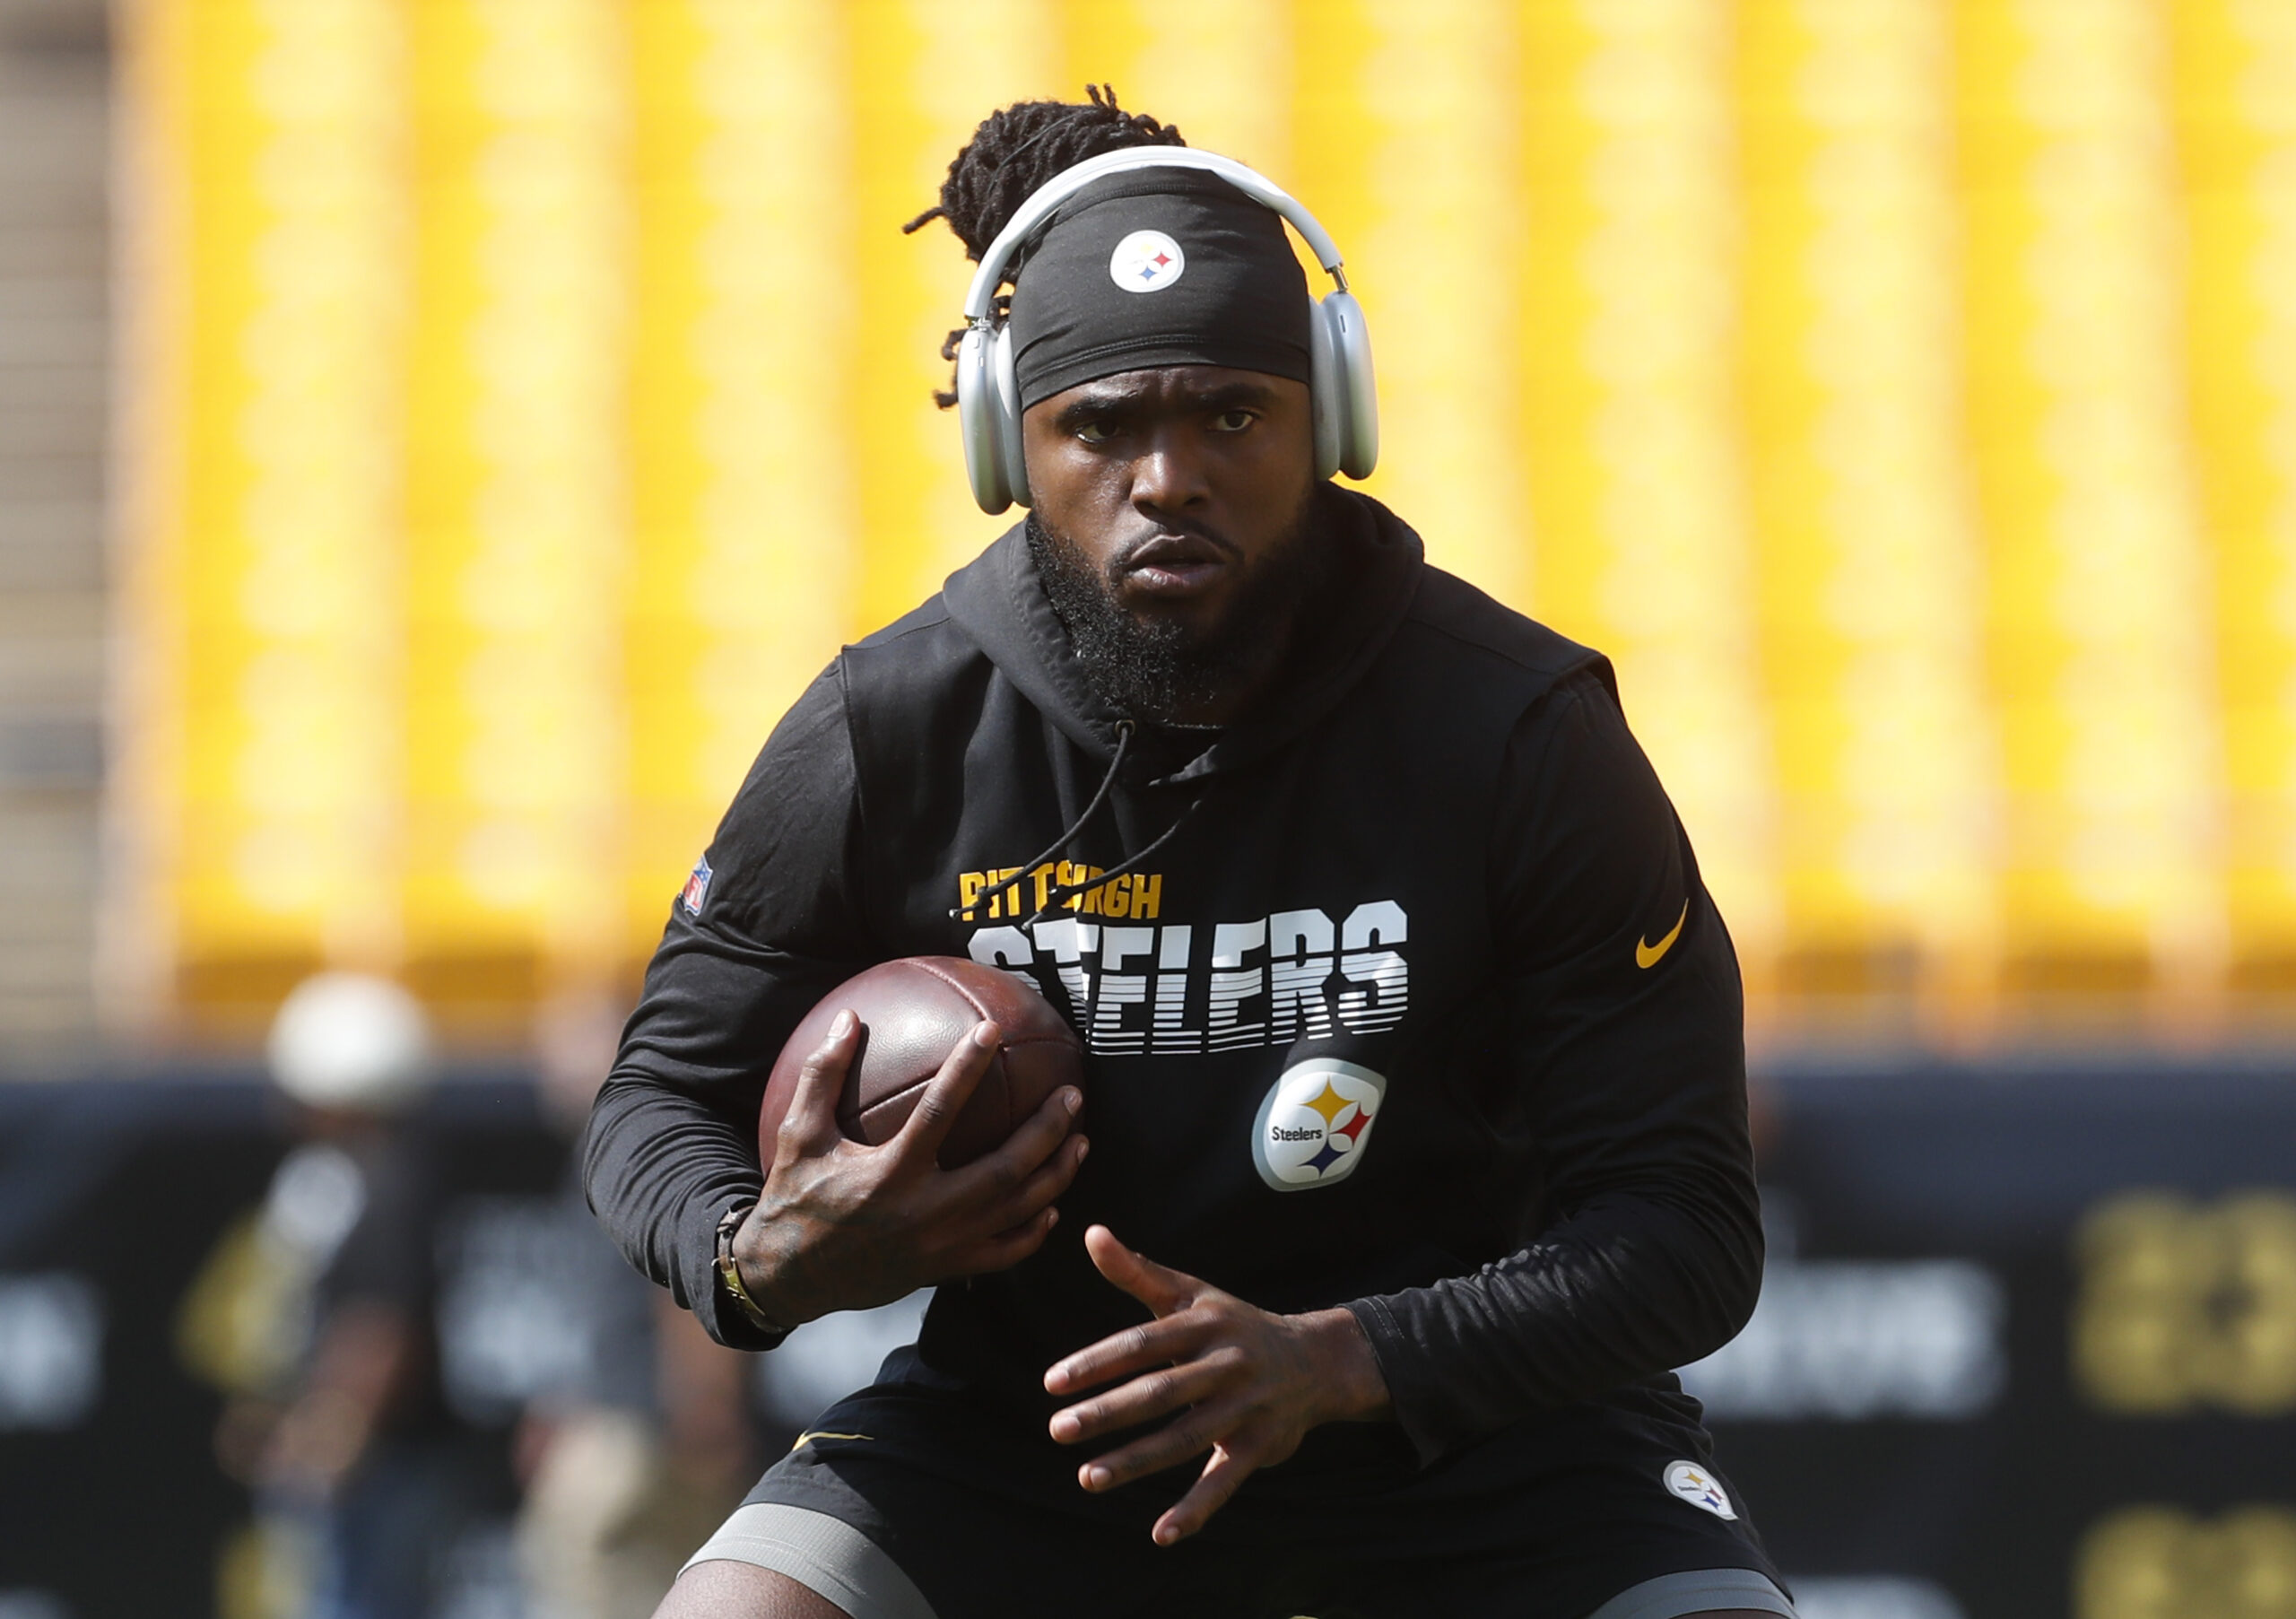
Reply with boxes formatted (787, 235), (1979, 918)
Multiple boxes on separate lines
(679, 857), (712, 917)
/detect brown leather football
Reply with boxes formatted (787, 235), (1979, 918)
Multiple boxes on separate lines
(756, 956), (1083, 1169)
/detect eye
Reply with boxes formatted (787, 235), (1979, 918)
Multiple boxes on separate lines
(1074, 418), (1115, 445)
(1211, 408), (1256, 432)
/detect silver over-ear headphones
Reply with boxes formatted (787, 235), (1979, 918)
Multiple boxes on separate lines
(954, 147), (1378, 516)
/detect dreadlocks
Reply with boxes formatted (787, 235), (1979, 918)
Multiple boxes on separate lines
(905, 84), (1187, 406)
(906, 84), (1186, 260)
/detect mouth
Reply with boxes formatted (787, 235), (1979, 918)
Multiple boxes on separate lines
(1116, 529), (1234, 600)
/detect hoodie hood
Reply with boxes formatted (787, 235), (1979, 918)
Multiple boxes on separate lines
(941, 485), (1427, 787)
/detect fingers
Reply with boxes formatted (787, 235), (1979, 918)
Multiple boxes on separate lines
(943, 1204), (1061, 1276)
(1071, 1397), (1237, 1493)
(949, 1082), (1084, 1199)
(1044, 1310), (1210, 1397)
(780, 1009), (859, 1155)
(1153, 1443), (1256, 1546)
(890, 1021), (1000, 1162)
(1042, 1235), (1214, 1399)
(930, 1106), (1086, 1277)
(970, 1129), (1088, 1240)
(1083, 1225), (1200, 1319)
(1048, 1354), (1227, 1445)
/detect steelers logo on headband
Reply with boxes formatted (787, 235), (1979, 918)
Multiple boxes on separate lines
(1006, 169), (1311, 411)
(1109, 229), (1186, 292)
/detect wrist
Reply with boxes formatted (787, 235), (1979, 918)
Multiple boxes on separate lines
(715, 1203), (795, 1335)
(1302, 1307), (1391, 1423)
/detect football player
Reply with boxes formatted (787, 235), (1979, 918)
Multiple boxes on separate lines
(590, 87), (1791, 1619)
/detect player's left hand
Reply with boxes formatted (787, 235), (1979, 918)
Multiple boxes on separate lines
(1044, 1224), (1391, 1545)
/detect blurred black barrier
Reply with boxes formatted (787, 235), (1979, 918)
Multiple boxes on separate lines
(1698, 1063), (2296, 1619)
(0, 1064), (2290, 1619)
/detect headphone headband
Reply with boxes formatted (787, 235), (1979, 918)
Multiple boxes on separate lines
(961, 148), (1348, 322)
(952, 143), (1377, 512)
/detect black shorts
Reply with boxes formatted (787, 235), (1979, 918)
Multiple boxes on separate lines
(704, 1377), (1788, 1619)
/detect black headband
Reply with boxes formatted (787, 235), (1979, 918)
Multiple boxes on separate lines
(1005, 169), (1312, 411)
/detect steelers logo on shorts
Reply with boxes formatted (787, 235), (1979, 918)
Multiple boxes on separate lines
(1109, 229), (1186, 293)
(1662, 1460), (1737, 1521)
(1251, 1059), (1387, 1191)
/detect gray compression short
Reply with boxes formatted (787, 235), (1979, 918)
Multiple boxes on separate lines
(681, 1501), (1796, 1619)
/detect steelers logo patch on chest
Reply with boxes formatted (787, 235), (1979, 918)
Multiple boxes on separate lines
(1251, 1059), (1387, 1191)
(1109, 229), (1186, 293)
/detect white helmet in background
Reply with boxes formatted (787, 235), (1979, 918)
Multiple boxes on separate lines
(266, 972), (436, 1115)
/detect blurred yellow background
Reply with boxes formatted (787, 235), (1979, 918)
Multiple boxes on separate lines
(109, 0), (2296, 1048)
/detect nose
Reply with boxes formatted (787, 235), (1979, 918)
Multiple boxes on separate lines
(1127, 427), (1211, 515)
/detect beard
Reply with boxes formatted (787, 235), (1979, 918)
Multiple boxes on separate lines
(1025, 492), (1326, 725)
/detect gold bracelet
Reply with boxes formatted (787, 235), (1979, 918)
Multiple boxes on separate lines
(715, 1203), (788, 1334)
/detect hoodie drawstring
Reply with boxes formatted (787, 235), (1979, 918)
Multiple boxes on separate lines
(949, 719), (1199, 930)
(1017, 801), (1197, 929)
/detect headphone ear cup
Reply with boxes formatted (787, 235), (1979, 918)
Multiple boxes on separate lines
(994, 322), (1031, 509)
(958, 325), (1013, 514)
(1307, 294), (1343, 482)
(1321, 291), (1378, 481)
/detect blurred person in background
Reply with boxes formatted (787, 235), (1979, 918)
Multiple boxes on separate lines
(517, 991), (758, 1619)
(203, 972), (476, 1619)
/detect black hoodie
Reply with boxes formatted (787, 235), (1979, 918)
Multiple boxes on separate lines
(585, 489), (1761, 1467)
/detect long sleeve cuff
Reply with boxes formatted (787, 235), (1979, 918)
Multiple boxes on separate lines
(1344, 1293), (1456, 1465)
(684, 1191), (790, 1353)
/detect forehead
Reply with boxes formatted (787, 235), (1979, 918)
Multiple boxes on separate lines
(1034, 365), (1303, 415)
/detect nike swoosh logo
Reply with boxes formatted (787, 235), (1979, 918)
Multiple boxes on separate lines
(1636, 901), (1688, 969)
(791, 1431), (873, 1451)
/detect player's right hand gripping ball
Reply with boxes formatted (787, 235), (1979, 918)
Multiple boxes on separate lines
(757, 956), (1083, 1169)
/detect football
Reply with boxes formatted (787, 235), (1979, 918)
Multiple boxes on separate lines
(756, 956), (1083, 1169)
